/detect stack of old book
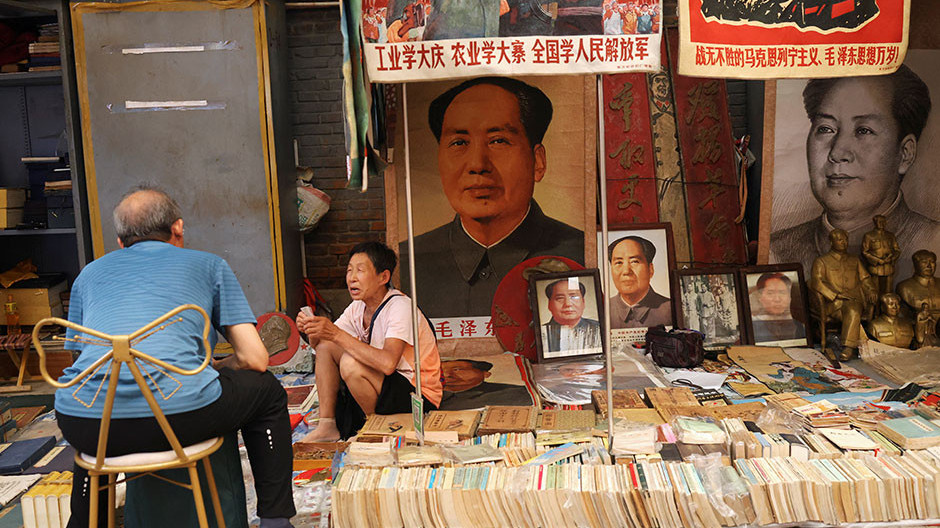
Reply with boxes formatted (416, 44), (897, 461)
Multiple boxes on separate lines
(27, 24), (60, 72)
(20, 471), (71, 528)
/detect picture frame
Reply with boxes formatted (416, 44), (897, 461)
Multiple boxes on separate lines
(674, 268), (747, 350)
(739, 265), (812, 348)
(386, 75), (598, 321)
(756, 49), (940, 290)
(528, 269), (605, 363)
(597, 223), (676, 345)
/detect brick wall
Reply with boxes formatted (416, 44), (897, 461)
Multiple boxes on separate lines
(286, 8), (387, 291)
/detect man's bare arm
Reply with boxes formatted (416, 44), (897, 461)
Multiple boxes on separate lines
(216, 323), (269, 372)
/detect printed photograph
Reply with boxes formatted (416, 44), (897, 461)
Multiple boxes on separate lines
(763, 50), (940, 286)
(529, 270), (604, 362)
(394, 75), (595, 319)
(741, 265), (810, 347)
(597, 223), (675, 343)
(603, 0), (660, 35)
(676, 269), (745, 349)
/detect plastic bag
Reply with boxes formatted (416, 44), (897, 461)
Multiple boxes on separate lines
(672, 416), (727, 445)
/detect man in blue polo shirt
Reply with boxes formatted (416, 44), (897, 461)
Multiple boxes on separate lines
(55, 187), (296, 528)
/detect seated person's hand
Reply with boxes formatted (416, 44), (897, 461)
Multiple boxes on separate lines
(297, 314), (340, 342)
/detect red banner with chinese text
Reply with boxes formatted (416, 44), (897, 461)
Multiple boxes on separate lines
(603, 73), (659, 225)
(361, 0), (664, 81)
(677, 0), (910, 78)
(668, 29), (746, 265)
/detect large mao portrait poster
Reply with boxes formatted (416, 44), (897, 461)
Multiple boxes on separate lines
(677, 0), (911, 78)
(388, 75), (597, 335)
(759, 49), (940, 288)
(360, 0), (662, 81)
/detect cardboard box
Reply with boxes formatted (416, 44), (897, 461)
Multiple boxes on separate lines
(0, 275), (67, 325)
(0, 208), (23, 229)
(0, 189), (26, 209)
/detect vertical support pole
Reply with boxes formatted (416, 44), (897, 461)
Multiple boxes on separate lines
(597, 75), (615, 451)
(401, 83), (424, 445)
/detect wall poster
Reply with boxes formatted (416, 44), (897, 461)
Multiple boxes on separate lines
(360, 0), (663, 81)
(677, 0), (911, 78)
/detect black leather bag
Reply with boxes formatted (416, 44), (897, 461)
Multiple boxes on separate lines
(645, 325), (705, 368)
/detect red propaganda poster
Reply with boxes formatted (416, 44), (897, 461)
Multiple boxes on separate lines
(603, 73), (659, 225)
(677, 0), (911, 78)
(361, 0), (664, 81)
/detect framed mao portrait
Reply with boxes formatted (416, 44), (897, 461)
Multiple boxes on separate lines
(387, 75), (597, 322)
(674, 268), (746, 350)
(740, 265), (811, 348)
(528, 269), (604, 363)
(597, 223), (676, 344)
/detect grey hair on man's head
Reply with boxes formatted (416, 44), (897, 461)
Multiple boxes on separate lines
(113, 185), (182, 247)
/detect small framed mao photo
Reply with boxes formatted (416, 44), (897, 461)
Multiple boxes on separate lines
(674, 268), (747, 350)
(597, 223), (676, 345)
(740, 264), (811, 348)
(528, 269), (604, 363)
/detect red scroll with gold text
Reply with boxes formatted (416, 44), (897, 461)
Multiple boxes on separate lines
(668, 28), (746, 265)
(603, 73), (659, 225)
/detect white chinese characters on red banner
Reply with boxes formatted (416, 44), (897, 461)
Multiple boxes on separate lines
(678, 0), (910, 78)
(361, 0), (663, 81)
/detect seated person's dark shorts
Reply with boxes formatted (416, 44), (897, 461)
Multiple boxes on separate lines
(336, 371), (438, 439)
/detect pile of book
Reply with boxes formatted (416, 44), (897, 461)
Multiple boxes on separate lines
(335, 448), (940, 528)
(21, 471), (71, 528)
(27, 24), (60, 72)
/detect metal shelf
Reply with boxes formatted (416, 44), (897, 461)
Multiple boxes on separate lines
(0, 70), (62, 87)
(0, 227), (75, 236)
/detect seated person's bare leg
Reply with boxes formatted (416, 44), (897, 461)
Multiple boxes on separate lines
(339, 354), (385, 415)
(304, 341), (345, 441)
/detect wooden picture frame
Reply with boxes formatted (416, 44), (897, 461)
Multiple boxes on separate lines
(528, 269), (604, 363)
(674, 267), (747, 350)
(386, 75), (597, 321)
(597, 223), (676, 344)
(739, 264), (811, 348)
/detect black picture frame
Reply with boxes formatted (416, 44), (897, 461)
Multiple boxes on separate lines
(739, 264), (812, 348)
(674, 267), (747, 350)
(528, 269), (605, 363)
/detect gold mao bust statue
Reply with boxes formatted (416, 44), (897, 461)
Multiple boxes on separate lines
(809, 228), (877, 360)
(896, 249), (940, 318)
(866, 293), (913, 349)
(861, 214), (900, 302)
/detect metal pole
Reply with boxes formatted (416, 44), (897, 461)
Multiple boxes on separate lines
(401, 83), (424, 445)
(596, 75), (615, 453)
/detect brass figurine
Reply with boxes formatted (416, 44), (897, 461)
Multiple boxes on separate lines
(896, 250), (940, 318)
(810, 228), (877, 361)
(866, 293), (914, 349)
(914, 302), (940, 349)
(861, 215), (900, 303)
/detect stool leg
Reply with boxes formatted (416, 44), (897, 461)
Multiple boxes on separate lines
(107, 473), (116, 528)
(189, 464), (210, 528)
(89, 474), (99, 528)
(202, 457), (226, 528)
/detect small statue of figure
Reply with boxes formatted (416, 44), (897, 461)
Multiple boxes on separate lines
(810, 229), (877, 361)
(861, 215), (900, 303)
(914, 302), (940, 349)
(896, 250), (940, 318)
(866, 293), (914, 348)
